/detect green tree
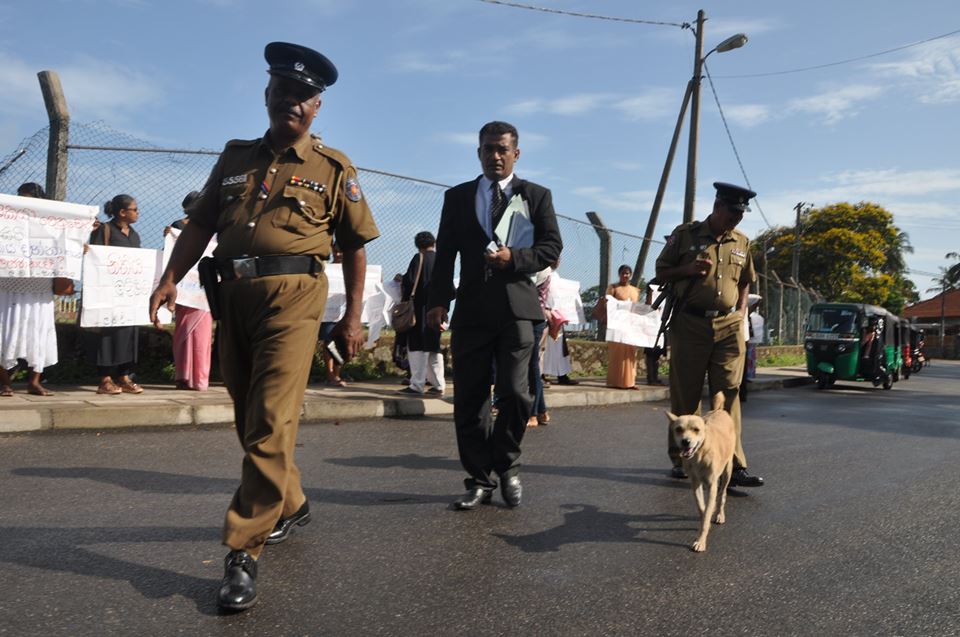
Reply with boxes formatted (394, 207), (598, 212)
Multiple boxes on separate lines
(754, 201), (917, 313)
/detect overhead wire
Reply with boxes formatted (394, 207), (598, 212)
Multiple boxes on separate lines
(712, 27), (960, 79)
(702, 61), (773, 230)
(473, 0), (689, 28)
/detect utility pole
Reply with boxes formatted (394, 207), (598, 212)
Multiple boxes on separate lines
(682, 9), (706, 224)
(38, 70), (70, 201)
(791, 201), (807, 285)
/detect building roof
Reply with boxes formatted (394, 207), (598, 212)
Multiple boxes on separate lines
(903, 288), (960, 320)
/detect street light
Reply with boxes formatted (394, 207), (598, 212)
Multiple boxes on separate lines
(683, 10), (748, 223)
(630, 13), (748, 283)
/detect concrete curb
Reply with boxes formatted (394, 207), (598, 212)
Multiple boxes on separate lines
(0, 371), (811, 434)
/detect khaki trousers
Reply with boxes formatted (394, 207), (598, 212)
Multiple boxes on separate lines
(667, 311), (747, 469)
(218, 273), (326, 558)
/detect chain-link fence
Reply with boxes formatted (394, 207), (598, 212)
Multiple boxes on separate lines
(1, 122), (658, 326)
(759, 271), (822, 345)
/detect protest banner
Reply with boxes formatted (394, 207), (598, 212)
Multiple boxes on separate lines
(323, 264), (382, 323)
(160, 229), (217, 313)
(0, 193), (98, 278)
(605, 296), (662, 348)
(548, 274), (587, 325)
(80, 245), (170, 327)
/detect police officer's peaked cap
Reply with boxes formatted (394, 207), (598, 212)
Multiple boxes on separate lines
(713, 182), (756, 212)
(264, 42), (338, 92)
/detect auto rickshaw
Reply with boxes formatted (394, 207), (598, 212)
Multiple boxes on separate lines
(804, 303), (901, 390)
(900, 320), (912, 379)
(909, 327), (926, 373)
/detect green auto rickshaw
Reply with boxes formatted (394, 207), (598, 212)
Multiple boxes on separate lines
(804, 303), (901, 390)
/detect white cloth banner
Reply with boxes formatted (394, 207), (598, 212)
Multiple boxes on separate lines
(80, 245), (171, 327)
(322, 264), (383, 323)
(547, 274), (586, 325)
(0, 193), (98, 278)
(604, 295), (662, 348)
(160, 229), (217, 313)
(363, 280), (397, 349)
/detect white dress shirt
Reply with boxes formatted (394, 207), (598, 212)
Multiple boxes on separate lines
(475, 173), (514, 241)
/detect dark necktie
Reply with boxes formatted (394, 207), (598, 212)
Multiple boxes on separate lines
(491, 182), (508, 232)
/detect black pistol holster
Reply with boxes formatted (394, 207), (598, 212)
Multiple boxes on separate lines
(197, 256), (221, 320)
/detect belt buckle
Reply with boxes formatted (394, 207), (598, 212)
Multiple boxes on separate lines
(232, 257), (257, 279)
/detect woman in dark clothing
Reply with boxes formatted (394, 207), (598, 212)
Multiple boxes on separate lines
(398, 231), (445, 396)
(87, 194), (144, 395)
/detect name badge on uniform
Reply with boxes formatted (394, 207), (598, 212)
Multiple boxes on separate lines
(732, 249), (747, 258)
(221, 174), (247, 187)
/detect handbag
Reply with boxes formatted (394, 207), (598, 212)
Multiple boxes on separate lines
(390, 253), (424, 333)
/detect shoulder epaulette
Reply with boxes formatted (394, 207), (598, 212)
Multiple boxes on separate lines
(223, 138), (258, 149)
(310, 138), (351, 170)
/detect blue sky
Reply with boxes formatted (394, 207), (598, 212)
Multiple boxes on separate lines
(2, 0), (958, 296)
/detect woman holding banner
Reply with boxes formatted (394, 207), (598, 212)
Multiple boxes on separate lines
(166, 191), (213, 391)
(86, 194), (144, 395)
(605, 264), (641, 390)
(0, 182), (61, 397)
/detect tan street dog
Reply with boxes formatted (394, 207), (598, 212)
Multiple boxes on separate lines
(667, 392), (735, 553)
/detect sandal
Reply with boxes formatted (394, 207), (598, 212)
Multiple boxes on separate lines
(27, 387), (54, 396)
(97, 380), (122, 395)
(118, 381), (144, 394)
(1, 386), (13, 397)
(327, 379), (347, 387)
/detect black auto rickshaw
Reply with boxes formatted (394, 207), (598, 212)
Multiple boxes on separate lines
(804, 303), (900, 389)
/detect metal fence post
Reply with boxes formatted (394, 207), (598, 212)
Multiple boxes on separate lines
(38, 71), (69, 201)
(586, 211), (611, 341)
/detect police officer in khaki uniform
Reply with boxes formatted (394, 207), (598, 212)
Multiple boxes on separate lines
(655, 182), (764, 489)
(150, 42), (379, 611)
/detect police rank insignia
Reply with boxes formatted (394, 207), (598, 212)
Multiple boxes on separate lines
(345, 178), (362, 202)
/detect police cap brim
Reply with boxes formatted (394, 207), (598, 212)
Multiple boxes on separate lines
(713, 181), (756, 212)
(265, 42), (337, 93)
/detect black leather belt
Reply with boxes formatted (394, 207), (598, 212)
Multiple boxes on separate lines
(683, 306), (736, 319)
(215, 255), (323, 281)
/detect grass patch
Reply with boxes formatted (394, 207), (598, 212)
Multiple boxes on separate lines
(757, 351), (805, 367)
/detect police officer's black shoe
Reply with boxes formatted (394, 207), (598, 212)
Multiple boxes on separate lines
(728, 468), (764, 488)
(670, 466), (688, 479)
(217, 550), (258, 611)
(501, 476), (522, 507)
(454, 487), (493, 510)
(265, 501), (310, 545)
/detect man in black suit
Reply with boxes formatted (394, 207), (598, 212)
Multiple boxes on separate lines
(426, 121), (562, 510)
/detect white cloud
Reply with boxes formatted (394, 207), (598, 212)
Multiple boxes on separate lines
(613, 88), (677, 120)
(722, 103), (771, 128)
(610, 161), (645, 172)
(391, 51), (464, 73)
(787, 84), (884, 124)
(0, 53), (45, 115)
(438, 132), (478, 147)
(572, 186), (659, 213)
(870, 36), (960, 104)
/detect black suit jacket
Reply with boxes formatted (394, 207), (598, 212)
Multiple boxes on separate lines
(427, 176), (562, 328)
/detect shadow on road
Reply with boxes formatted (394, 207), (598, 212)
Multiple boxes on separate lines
(0, 525), (221, 615)
(493, 504), (694, 552)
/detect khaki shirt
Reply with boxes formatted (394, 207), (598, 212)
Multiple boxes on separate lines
(655, 220), (756, 312)
(189, 131), (379, 258)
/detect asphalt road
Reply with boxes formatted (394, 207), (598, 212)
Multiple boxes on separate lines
(2, 361), (959, 636)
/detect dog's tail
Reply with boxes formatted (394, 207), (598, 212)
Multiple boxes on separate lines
(710, 391), (725, 413)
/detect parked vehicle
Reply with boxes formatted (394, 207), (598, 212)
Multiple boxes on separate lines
(804, 303), (901, 390)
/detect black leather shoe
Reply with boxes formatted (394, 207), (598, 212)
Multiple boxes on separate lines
(454, 487), (493, 510)
(265, 501), (311, 545)
(557, 375), (579, 385)
(670, 466), (688, 479)
(501, 476), (522, 507)
(728, 468), (764, 488)
(217, 550), (258, 611)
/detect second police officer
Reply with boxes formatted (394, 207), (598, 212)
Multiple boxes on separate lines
(655, 182), (764, 489)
